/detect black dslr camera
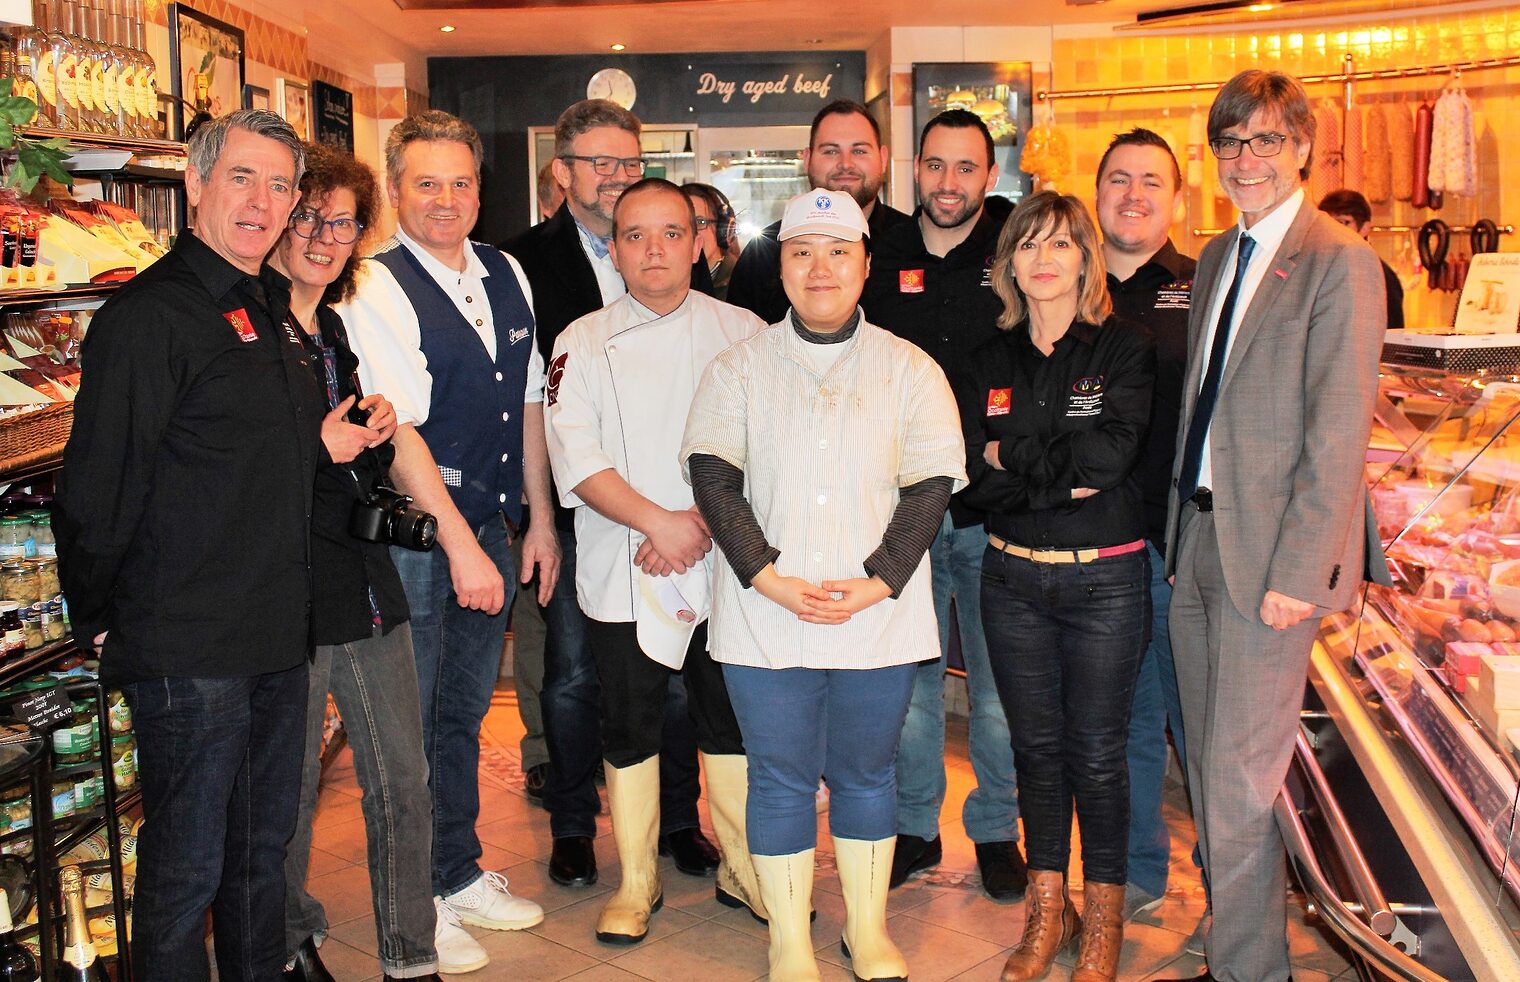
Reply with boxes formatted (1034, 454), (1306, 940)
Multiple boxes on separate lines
(343, 388), (437, 551)
(350, 483), (437, 551)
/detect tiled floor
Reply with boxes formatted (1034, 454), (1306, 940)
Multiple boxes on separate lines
(300, 680), (1357, 981)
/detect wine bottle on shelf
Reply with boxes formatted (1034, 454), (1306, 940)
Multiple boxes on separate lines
(89, 1), (119, 134)
(0, 886), (40, 982)
(10, 3), (48, 126)
(69, 0), (103, 133)
(106, 0), (137, 137)
(57, 866), (108, 981)
(43, 0), (78, 131)
(131, 0), (157, 138)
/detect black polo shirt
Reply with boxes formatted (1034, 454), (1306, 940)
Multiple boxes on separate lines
(955, 315), (1156, 549)
(1106, 240), (1196, 554)
(862, 195), (1014, 528)
(56, 231), (326, 682)
(298, 305), (409, 646)
(726, 199), (912, 325)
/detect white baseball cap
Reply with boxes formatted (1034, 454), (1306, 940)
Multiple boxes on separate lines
(778, 189), (869, 242)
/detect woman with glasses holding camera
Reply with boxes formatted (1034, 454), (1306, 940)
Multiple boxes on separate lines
(270, 142), (456, 982)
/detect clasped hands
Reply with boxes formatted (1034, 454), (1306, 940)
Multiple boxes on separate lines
(752, 565), (891, 625)
(633, 507), (713, 577)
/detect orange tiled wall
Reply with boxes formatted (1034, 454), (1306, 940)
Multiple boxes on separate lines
(1051, 9), (1520, 328)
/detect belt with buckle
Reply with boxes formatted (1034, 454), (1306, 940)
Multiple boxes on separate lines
(1190, 487), (1213, 513)
(987, 534), (1147, 565)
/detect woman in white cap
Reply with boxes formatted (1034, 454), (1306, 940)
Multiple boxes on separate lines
(680, 189), (966, 982)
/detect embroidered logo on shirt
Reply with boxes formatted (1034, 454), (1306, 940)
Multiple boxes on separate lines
(899, 269), (925, 293)
(546, 352), (568, 407)
(986, 388), (1011, 416)
(224, 308), (258, 343)
(1067, 375), (1105, 418)
(508, 325), (530, 345)
(1154, 280), (1192, 310)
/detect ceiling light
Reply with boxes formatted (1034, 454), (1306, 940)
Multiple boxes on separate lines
(611, 43), (626, 51)
(440, 25), (455, 33)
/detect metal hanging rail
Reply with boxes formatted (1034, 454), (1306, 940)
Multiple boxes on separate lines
(1037, 52), (1520, 102)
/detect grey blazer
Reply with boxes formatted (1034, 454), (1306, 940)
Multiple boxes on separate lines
(1164, 199), (1387, 619)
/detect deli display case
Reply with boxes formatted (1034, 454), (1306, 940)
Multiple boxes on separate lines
(1290, 361), (1520, 980)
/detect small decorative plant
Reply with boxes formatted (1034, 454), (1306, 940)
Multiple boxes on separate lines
(0, 78), (71, 193)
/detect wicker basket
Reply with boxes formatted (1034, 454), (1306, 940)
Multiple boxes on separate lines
(0, 402), (73, 478)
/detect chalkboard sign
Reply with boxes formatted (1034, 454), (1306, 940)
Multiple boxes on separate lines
(312, 80), (354, 153)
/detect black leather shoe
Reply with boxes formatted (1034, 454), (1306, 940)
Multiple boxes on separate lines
(524, 762), (548, 802)
(387, 976), (443, 981)
(888, 833), (941, 889)
(549, 834), (598, 886)
(974, 839), (1028, 903)
(284, 937), (336, 982)
(1155, 974), (1216, 981)
(659, 827), (720, 877)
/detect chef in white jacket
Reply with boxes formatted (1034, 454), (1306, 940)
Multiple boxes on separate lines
(544, 178), (766, 946)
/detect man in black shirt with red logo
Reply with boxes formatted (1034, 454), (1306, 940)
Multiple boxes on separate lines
(1095, 128), (1199, 924)
(861, 109), (1025, 902)
(56, 110), (327, 982)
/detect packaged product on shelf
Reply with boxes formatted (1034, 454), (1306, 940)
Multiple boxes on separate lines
(0, 205), (55, 290)
(49, 197), (158, 270)
(109, 732), (134, 788)
(88, 199), (165, 260)
(42, 597), (66, 641)
(0, 559), (40, 605)
(0, 605), (22, 660)
(50, 778), (73, 818)
(20, 606), (41, 650)
(89, 909), (128, 958)
(51, 702), (95, 755)
(104, 690), (128, 733)
(0, 520), (25, 560)
(47, 653), (87, 678)
(30, 512), (56, 559)
(33, 556), (58, 596)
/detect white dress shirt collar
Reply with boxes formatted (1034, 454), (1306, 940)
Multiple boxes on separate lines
(393, 225), (491, 283)
(1236, 186), (1304, 259)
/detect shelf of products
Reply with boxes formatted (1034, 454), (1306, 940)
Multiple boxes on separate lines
(1301, 360), (1520, 979)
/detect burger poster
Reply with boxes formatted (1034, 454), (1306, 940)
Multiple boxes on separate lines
(913, 63), (1034, 204)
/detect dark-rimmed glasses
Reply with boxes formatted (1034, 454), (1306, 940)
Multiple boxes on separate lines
(560, 154), (648, 177)
(290, 210), (364, 244)
(1208, 133), (1290, 160)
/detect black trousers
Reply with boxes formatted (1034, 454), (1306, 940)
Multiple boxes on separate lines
(586, 618), (745, 768)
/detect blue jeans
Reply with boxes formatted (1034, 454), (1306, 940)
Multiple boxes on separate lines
(897, 515), (1020, 843)
(537, 526), (705, 838)
(285, 625), (436, 977)
(724, 663), (916, 856)
(392, 515), (514, 896)
(125, 664), (308, 982)
(982, 546), (1148, 885)
(1125, 541), (1188, 897)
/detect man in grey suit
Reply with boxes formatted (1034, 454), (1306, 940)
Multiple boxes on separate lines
(1158, 70), (1385, 982)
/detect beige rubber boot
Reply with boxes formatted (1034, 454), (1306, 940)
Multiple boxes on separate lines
(595, 756), (663, 944)
(701, 752), (769, 922)
(753, 850), (822, 982)
(833, 837), (909, 981)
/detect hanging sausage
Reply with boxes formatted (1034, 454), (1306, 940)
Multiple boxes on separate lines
(1365, 103), (1391, 203)
(1412, 101), (1433, 208)
(1344, 104), (1365, 193)
(1311, 99), (1343, 203)
(1389, 102), (1415, 201)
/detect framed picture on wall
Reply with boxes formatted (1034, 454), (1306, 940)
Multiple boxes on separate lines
(242, 84), (269, 112)
(168, 4), (246, 140)
(912, 62), (1034, 205)
(277, 79), (312, 141)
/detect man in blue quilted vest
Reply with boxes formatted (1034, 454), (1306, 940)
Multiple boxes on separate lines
(337, 110), (562, 969)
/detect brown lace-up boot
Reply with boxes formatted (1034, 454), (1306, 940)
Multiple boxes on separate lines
(1071, 881), (1125, 981)
(1000, 869), (1081, 981)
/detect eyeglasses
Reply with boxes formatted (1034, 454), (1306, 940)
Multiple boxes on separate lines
(560, 154), (648, 177)
(693, 216), (716, 230)
(1208, 133), (1291, 160)
(290, 210), (364, 244)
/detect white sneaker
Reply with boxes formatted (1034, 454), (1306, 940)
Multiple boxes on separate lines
(442, 869), (545, 931)
(433, 897), (489, 975)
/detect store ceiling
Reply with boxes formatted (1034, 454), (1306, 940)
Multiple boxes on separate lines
(307, 0), (1494, 61)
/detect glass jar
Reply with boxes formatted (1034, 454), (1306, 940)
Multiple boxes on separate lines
(106, 690), (130, 733)
(0, 784), (30, 833)
(19, 605), (41, 649)
(27, 511), (54, 557)
(32, 556), (58, 596)
(41, 598), (66, 641)
(0, 516), (28, 560)
(73, 771), (101, 809)
(52, 703), (96, 755)
(0, 603), (22, 660)
(50, 779), (75, 818)
(0, 560), (37, 605)
(111, 733), (136, 789)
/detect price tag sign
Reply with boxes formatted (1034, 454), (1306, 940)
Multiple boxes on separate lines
(11, 687), (72, 728)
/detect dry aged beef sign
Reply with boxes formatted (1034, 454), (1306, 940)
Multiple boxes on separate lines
(689, 61), (840, 113)
(312, 80), (354, 153)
